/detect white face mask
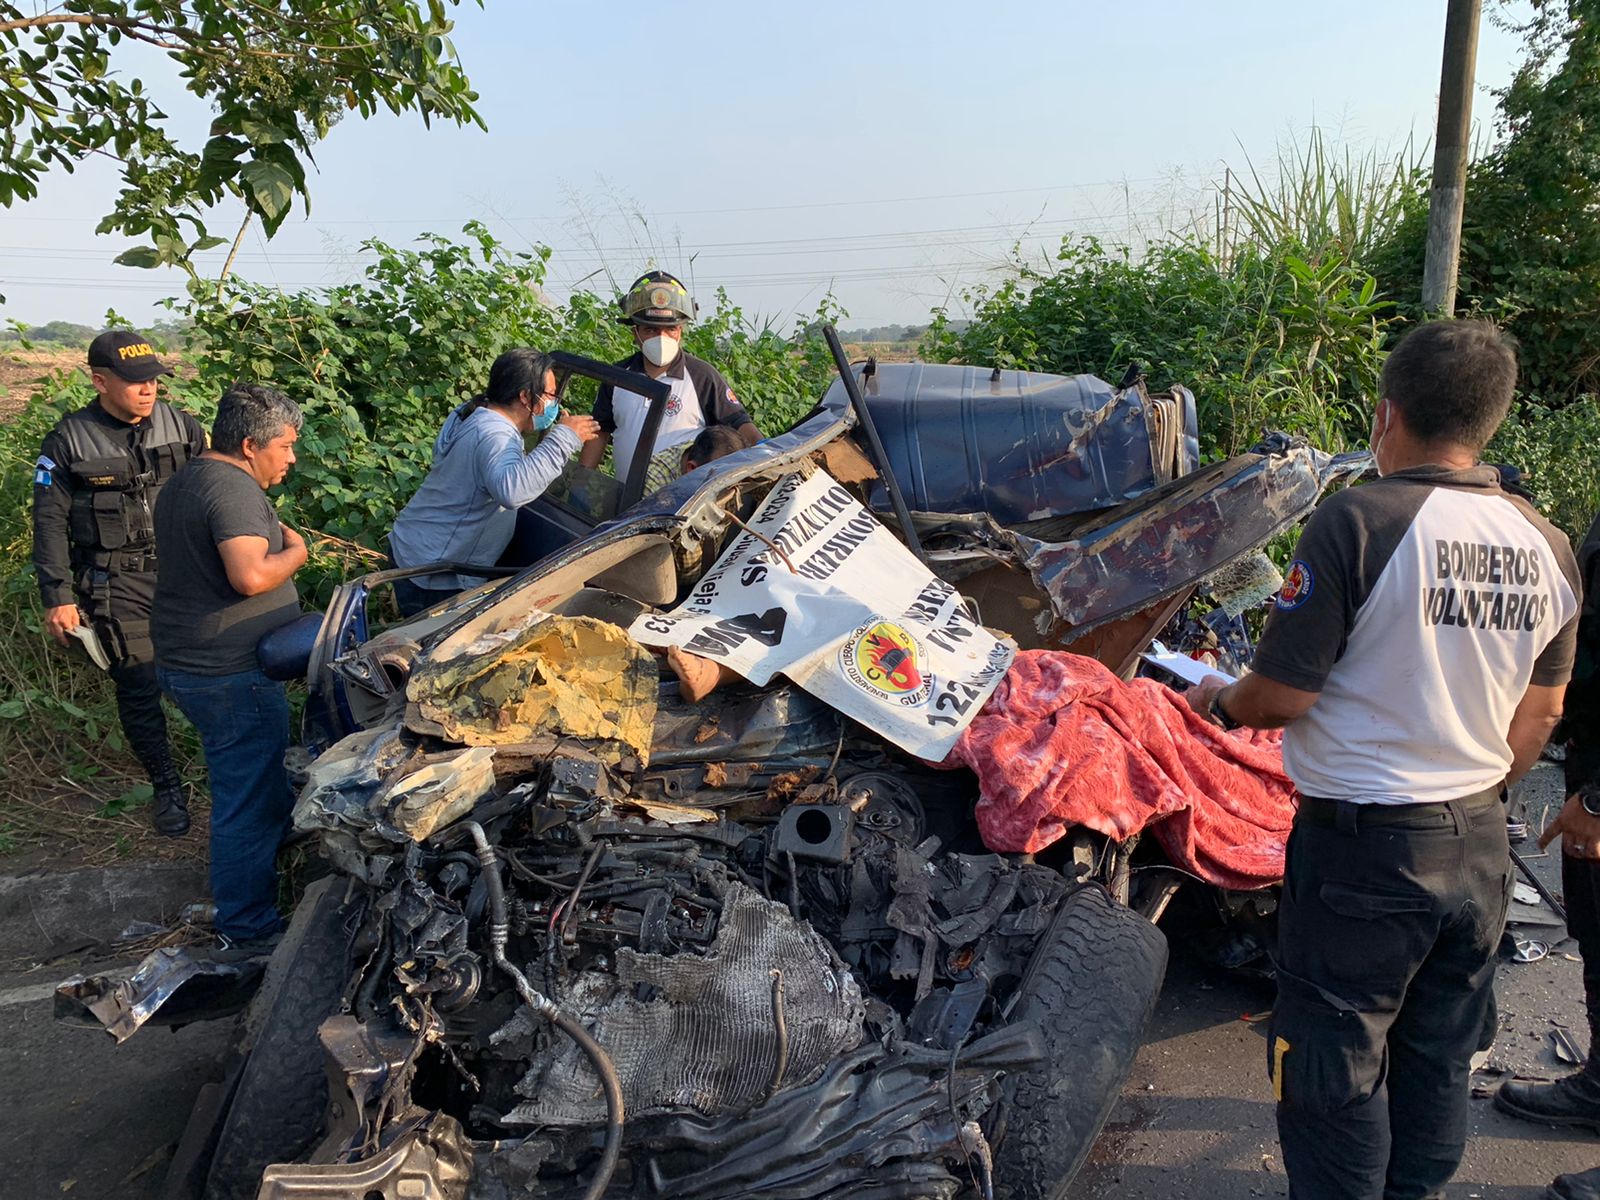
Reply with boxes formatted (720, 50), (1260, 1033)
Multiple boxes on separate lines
(641, 334), (680, 368)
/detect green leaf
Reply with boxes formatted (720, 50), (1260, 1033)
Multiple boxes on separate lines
(240, 159), (296, 223)
(238, 118), (292, 145)
(99, 782), (152, 818)
(0, 700), (25, 719)
(200, 135), (249, 165)
(114, 246), (164, 269)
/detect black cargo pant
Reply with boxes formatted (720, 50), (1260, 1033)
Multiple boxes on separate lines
(81, 562), (171, 773)
(1269, 785), (1510, 1200)
(1565, 853), (1600, 1052)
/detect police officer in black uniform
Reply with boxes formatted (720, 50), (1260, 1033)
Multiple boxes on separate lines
(32, 331), (207, 836)
(1496, 508), (1600, 1200)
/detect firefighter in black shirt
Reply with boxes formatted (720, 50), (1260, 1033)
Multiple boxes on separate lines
(31, 331), (207, 836)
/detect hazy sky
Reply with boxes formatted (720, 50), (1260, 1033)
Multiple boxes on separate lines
(0, 2), (1532, 332)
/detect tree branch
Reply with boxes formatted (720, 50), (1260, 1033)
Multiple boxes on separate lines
(0, 11), (304, 59)
(0, 13), (185, 44)
(217, 208), (251, 301)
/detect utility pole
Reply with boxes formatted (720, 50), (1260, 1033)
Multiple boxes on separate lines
(1421, 0), (1482, 316)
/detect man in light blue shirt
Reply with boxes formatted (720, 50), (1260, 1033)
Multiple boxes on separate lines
(389, 348), (599, 615)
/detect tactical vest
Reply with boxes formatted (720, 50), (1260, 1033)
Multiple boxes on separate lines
(59, 403), (193, 586)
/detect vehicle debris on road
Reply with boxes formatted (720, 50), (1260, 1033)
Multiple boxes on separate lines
(57, 345), (1369, 1200)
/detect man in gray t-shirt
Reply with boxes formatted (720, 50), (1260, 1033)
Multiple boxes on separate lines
(153, 458), (301, 673)
(154, 384), (307, 952)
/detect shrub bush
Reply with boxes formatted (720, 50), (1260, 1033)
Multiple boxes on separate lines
(0, 227), (845, 846)
(181, 224), (842, 588)
(922, 235), (1394, 458)
(1488, 395), (1600, 543)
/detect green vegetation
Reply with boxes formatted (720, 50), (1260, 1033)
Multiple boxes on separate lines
(0, 1), (483, 279)
(3, 4), (1599, 858)
(182, 223), (841, 567)
(1, 320), (97, 346)
(923, 235), (1392, 460)
(842, 323), (932, 343)
(1, 318), (191, 347)
(1487, 397), (1600, 545)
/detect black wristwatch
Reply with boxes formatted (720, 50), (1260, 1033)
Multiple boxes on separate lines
(1209, 689), (1244, 732)
(1580, 787), (1600, 819)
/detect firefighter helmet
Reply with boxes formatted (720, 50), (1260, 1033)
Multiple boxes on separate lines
(618, 270), (696, 327)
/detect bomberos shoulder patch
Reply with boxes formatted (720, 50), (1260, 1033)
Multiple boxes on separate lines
(1277, 559), (1315, 610)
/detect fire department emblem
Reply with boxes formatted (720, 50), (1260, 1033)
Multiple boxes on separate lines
(1277, 560), (1315, 610)
(840, 620), (932, 707)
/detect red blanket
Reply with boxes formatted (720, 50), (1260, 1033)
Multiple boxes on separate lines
(942, 651), (1297, 890)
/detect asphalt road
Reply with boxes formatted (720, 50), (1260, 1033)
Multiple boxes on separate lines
(0, 761), (1590, 1200)
(0, 967), (232, 1200)
(1069, 760), (1597, 1200)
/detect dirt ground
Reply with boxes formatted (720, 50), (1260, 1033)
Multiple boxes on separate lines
(0, 787), (210, 873)
(0, 344), (196, 419)
(0, 345), (84, 416)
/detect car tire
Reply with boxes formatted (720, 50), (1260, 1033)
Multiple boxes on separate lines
(992, 883), (1168, 1200)
(203, 878), (355, 1200)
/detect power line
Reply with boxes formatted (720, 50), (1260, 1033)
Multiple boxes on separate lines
(0, 207), (1190, 265)
(3, 256), (1007, 293)
(1, 188), (1205, 306)
(0, 169), (1209, 225)
(620, 175), (1187, 217)
(553, 260), (1008, 288)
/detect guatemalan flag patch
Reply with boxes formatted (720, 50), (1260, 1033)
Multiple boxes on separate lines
(34, 454), (55, 487)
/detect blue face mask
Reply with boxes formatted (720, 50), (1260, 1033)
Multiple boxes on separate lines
(532, 397), (560, 432)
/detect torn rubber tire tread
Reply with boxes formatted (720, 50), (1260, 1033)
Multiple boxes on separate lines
(204, 879), (353, 1200)
(994, 884), (1168, 1200)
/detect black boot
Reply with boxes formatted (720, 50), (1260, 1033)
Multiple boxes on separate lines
(1495, 1069), (1600, 1132)
(1503, 881), (1600, 1133)
(146, 754), (190, 838)
(1549, 1166), (1600, 1200)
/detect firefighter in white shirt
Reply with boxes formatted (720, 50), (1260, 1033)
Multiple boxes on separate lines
(1187, 320), (1581, 1200)
(579, 271), (760, 485)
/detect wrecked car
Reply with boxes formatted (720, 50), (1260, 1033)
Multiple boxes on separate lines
(62, 330), (1366, 1200)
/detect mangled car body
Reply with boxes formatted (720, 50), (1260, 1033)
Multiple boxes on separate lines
(62, 336), (1367, 1200)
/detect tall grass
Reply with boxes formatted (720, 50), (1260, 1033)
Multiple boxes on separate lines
(922, 231), (1394, 459)
(924, 130), (1599, 544)
(1228, 130), (1428, 265)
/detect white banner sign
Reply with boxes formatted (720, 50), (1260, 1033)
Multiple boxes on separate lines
(628, 469), (1016, 759)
